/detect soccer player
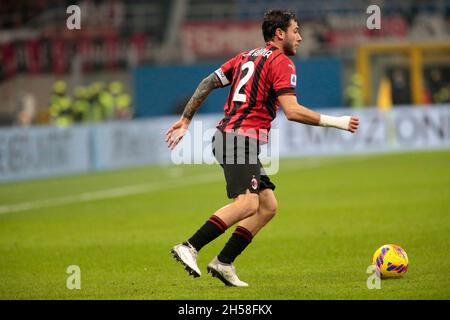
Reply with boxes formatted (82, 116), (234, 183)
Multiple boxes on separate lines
(165, 9), (359, 287)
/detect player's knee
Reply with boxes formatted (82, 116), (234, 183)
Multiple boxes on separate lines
(236, 193), (259, 219)
(258, 190), (278, 221)
(261, 199), (277, 221)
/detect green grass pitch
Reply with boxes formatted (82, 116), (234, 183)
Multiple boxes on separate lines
(0, 149), (449, 299)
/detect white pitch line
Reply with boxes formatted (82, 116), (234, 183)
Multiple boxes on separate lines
(0, 173), (219, 215)
(0, 156), (369, 215)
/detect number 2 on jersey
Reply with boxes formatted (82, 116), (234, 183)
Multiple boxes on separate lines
(232, 61), (255, 103)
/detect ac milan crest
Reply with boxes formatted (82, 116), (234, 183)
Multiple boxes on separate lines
(251, 177), (258, 190)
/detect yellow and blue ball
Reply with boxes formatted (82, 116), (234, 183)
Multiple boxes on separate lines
(372, 244), (409, 279)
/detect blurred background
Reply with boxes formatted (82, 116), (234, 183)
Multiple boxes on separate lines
(1, 0), (449, 126)
(0, 0), (449, 181)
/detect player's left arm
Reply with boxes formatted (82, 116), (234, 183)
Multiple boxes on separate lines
(165, 73), (222, 149)
(279, 95), (359, 133)
(272, 56), (359, 133)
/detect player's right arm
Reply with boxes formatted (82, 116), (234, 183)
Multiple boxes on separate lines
(279, 95), (359, 133)
(165, 54), (239, 149)
(165, 73), (221, 149)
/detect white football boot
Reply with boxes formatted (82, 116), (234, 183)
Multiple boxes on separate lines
(171, 242), (201, 278)
(207, 256), (249, 287)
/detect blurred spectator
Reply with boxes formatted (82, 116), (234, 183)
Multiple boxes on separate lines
(47, 79), (133, 127)
(49, 80), (73, 128)
(86, 81), (106, 123)
(345, 73), (364, 108)
(98, 84), (115, 120)
(108, 81), (132, 120)
(427, 68), (450, 103)
(14, 92), (36, 127)
(72, 85), (90, 122)
(97, 81), (133, 120)
(390, 68), (411, 105)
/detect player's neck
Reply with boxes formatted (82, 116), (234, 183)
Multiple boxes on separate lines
(267, 41), (285, 54)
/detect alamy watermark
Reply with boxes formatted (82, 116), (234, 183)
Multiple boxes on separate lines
(66, 265), (81, 290)
(366, 5), (381, 30)
(66, 5), (81, 30)
(169, 121), (280, 175)
(65, 5), (381, 39)
(366, 265), (381, 289)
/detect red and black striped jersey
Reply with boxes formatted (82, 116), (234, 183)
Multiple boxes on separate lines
(214, 44), (297, 142)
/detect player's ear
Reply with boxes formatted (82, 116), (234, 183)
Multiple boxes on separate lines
(275, 28), (285, 40)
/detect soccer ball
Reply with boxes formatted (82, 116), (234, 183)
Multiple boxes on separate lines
(372, 244), (409, 279)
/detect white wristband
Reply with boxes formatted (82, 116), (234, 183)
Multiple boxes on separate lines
(319, 115), (350, 131)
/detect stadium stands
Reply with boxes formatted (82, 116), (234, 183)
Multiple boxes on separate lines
(0, 0), (449, 125)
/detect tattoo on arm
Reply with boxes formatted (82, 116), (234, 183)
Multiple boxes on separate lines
(182, 73), (221, 120)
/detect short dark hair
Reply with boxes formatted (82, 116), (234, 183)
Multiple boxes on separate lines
(262, 9), (298, 42)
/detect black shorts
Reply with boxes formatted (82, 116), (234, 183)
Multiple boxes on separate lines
(212, 130), (276, 199)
